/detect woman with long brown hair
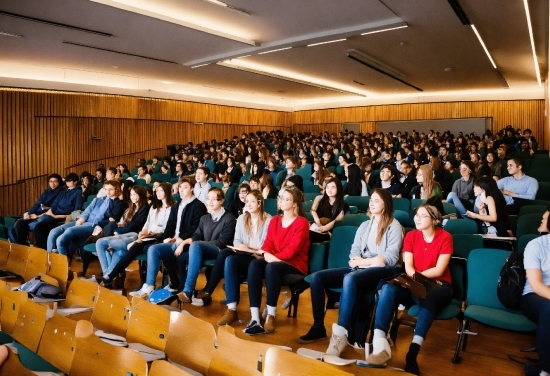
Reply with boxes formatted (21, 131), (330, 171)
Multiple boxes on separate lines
(195, 190), (272, 325)
(244, 187), (310, 335)
(299, 189), (403, 349)
(409, 165), (442, 200)
(312, 160), (329, 193)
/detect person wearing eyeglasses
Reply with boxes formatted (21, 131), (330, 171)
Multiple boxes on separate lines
(366, 204), (452, 375)
(244, 187), (310, 335)
(174, 187), (236, 303)
(227, 183), (250, 218)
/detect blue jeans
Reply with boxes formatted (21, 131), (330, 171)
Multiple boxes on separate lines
(47, 222), (93, 255)
(96, 233), (138, 275)
(521, 293), (550, 373)
(146, 240), (182, 287)
(309, 266), (397, 343)
(183, 241), (221, 296)
(374, 282), (452, 340)
(446, 192), (468, 216)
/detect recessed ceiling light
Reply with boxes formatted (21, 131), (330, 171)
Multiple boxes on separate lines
(445, 68), (453, 72)
(191, 63), (210, 68)
(200, 0), (251, 16)
(471, 25), (496, 69)
(307, 39), (346, 47)
(361, 25), (408, 36)
(0, 31), (23, 37)
(258, 47), (292, 55)
(522, 0), (541, 86)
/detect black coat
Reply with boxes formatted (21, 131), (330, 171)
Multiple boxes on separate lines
(162, 198), (208, 240)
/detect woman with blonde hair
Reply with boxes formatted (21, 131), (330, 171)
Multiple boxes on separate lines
(409, 165), (442, 200)
(244, 187), (310, 335)
(196, 190), (272, 325)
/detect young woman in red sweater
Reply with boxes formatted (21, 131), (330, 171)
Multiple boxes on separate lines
(244, 186), (310, 335)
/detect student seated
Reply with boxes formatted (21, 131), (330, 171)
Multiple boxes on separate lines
(465, 177), (511, 236)
(344, 164), (368, 197)
(32, 173), (84, 250)
(444, 161), (475, 217)
(409, 165), (442, 200)
(365, 204), (452, 375)
(299, 189), (403, 348)
(227, 183), (250, 218)
(174, 188), (236, 302)
(261, 172), (279, 199)
(521, 208), (550, 376)
(99, 183), (174, 287)
(11, 173), (64, 245)
(244, 187), (310, 335)
(374, 164), (401, 197)
(194, 167), (212, 204)
(47, 180), (126, 256)
(309, 177), (349, 243)
(496, 157), (538, 215)
(194, 190), (272, 325)
(94, 186), (150, 288)
(129, 178), (206, 296)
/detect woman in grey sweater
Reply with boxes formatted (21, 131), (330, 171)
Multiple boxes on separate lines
(444, 160), (475, 216)
(299, 189), (403, 352)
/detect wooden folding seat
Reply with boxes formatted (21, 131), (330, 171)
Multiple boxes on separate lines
(47, 252), (69, 294)
(0, 240), (10, 270)
(3, 243), (29, 280)
(58, 279), (99, 320)
(36, 313), (77, 375)
(209, 326), (278, 376)
(165, 311), (216, 375)
(0, 288), (28, 334)
(126, 296), (170, 352)
(22, 247), (48, 282)
(90, 286), (131, 337)
(69, 320), (147, 376)
(11, 301), (49, 352)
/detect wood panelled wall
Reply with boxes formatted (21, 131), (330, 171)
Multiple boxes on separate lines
(293, 100), (546, 148)
(0, 89), (291, 215)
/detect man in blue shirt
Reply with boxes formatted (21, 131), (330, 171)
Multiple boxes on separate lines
(496, 157), (538, 215)
(11, 173), (64, 245)
(32, 173), (84, 249)
(47, 180), (126, 256)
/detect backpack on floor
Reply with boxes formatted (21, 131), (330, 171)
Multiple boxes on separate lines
(497, 251), (526, 310)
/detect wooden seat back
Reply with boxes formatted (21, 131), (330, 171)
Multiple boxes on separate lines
(263, 347), (353, 376)
(61, 279), (99, 309)
(47, 252), (69, 294)
(12, 301), (49, 352)
(0, 347), (35, 376)
(36, 313), (77, 375)
(165, 311), (216, 375)
(149, 359), (193, 376)
(0, 289), (28, 334)
(90, 287), (131, 337)
(0, 240), (10, 269)
(69, 320), (147, 376)
(23, 247), (48, 282)
(126, 296), (170, 352)
(5, 243), (29, 278)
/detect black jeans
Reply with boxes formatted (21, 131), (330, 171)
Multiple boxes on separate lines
(107, 240), (156, 279)
(32, 216), (62, 249)
(247, 259), (302, 308)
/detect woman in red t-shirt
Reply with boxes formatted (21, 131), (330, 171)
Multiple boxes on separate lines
(366, 204), (453, 375)
(244, 187), (310, 335)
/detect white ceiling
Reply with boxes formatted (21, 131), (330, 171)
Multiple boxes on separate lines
(0, 0), (547, 111)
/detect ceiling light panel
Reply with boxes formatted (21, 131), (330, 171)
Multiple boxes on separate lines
(0, 31), (23, 37)
(89, 0), (258, 46)
(199, 0), (251, 16)
(471, 25), (497, 69)
(522, 0), (541, 86)
(307, 38), (347, 47)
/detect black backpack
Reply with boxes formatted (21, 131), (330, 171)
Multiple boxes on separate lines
(497, 251), (526, 310)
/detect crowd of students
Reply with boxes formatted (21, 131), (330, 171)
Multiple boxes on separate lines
(6, 125), (550, 375)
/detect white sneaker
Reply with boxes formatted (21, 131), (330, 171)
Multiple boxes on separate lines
(326, 323), (348, 356)
(129, 284), (154, 298)
(365, 338), (391, 366)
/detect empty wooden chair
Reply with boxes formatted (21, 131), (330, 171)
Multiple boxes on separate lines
(12, 301), (49, 352)
(210, 326), (276, 376)
(61, 279), (99, 309)
(90, 286), (131, 338)
(3, 243), (29, 279)
(36, 313), (77, 375)
(165, 311), (216, 375)
(23, 247), (48, 282)
(0, 288), (28, 335)
(69, 320), (147, 376)
(47, 252), (69, 294)
(0, 241), (9, 270)
(126, 296), (170, 352)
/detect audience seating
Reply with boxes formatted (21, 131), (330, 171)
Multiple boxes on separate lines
(150, 359), (193, 376)
(23, 247), (48, 282)
(443, 219), (478, 235)
(392, 197), (410, 212)
(519, 205), (548, 217)
(343, 196), (369, 213)
(70, 320), (147, 376)
(333, 214), (369, 228)
(264, 198), (278, 216)
(126, 296), (170, 353)
(0, 347), (35, 376)
(90, 286), (131, 338)
(516, 213), (543, 240)
(263, 347), (353, 376)
(517, 234), (541, 253)
(36, 313), (77, 375)
(453, 248), (537, 363)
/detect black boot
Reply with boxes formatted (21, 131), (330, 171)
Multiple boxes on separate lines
(114, 272), (126, 289)
(405, 343), (421, 375)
